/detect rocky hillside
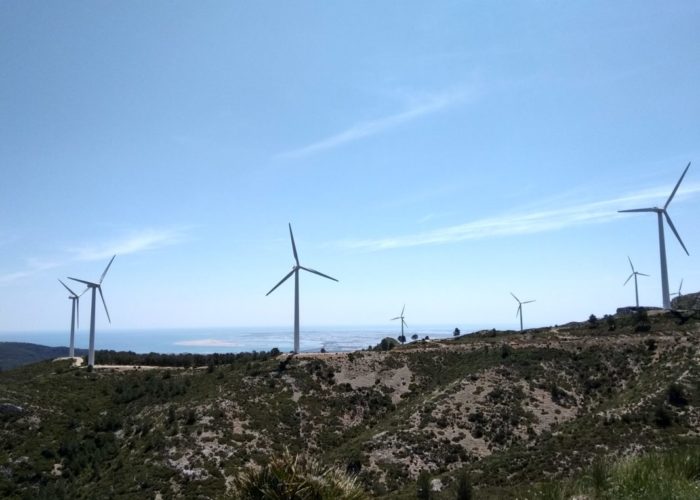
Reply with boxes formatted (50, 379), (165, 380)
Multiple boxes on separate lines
(672, 291), (700, 311)
(1, 307), (700, 499)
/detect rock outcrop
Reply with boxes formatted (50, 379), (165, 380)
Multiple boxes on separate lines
(671, 291), (700, 310)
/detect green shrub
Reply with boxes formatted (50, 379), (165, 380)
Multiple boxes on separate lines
(232, 449), (366, 499)
(455, 470), (473, 500)
(667, 383), (688, 407)
(416, 471), (432, 500)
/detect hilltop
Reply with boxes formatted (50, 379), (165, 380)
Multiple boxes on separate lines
(0, 342), (87, 372)
(1, 303), (700, 498)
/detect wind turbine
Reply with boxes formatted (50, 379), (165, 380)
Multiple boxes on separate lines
(618, 162), (691, 308)
(58, 279), (86, 358)
(511, 292), (534, 332)
(624, 257), (649, 308)
(670, 279), (684, 298)
(391, 305), (408, 342)
(266, 224), (338, 354)
(68, 255), (115, 367)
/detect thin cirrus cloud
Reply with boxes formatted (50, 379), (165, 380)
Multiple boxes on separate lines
(67, 228), (187, 262)
(0, 228), (187, 285)
(275, 88), (473, 160)
(335, 183), (700, 252)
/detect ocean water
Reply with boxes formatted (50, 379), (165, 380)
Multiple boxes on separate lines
(0, 324), (493, 355)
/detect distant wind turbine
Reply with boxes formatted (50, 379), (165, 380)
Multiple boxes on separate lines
(266, 224), (338, 354)
(68, 255), (116, 367)
(670, 279), (684, 298)
(618, 163), (691, 308)
(511, 292), (534, 332)
(58, 279), (87, 358)
(623, 257), (649, 308)
(391, 305), (408, 341)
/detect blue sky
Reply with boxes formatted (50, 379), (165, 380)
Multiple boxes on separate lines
(1, 1), (699, 333)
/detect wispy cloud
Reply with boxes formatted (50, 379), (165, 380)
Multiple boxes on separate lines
(276, 88), (474, 160)
(0, 258), (62, 285)
(334, 183), (700, 252)
(67, 228), (187, 261)
(0, 228), (188, 285)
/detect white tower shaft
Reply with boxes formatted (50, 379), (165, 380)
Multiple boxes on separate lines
(294, 269), (300, 354)
(657, 211), (670, 309)
(88, 286), (96, 367)
(69, 299), (76, 357)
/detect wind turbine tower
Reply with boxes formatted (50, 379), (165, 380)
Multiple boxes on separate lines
(618, 163), (691, 308)
(391, 305), (408, 341)
(58, 279), (86, 357)
(624, 257), (649, 308)
(266, 224), (338, 354)
(68, 255), (116, 367)
(511, 292), (535, 332)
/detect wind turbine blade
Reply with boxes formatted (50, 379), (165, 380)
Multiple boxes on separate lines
(665, 162), (691, 209)
(618, 208), (656, 213)
(627, 256), (635, 272)
(516, 305), (521, 318)
(299, 266), (338, 282)
(402, 319), (408, 329)
(98, 286), (111, 324)
(288, 224), (299, 266)
(664, 212), (689, 255)
(99, 255), (116, 284)
(638, 273), (650, 277)
(510, 292), (520, 303)
(391, 316), (400, 321)
(401, 304), (405, 316)
(523, 300), (535, 304)
(679, 279), (683, 293)
(58, 279), (78, 297)
(68, 277), (97, 287)
(624, 274), (633, 285)
(78, 287), (89, 297)
(266, 269), (296, 296)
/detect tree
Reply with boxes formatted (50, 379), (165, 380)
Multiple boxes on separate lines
(634, 308), (651, 332)
(453, 328), (461, 337)
(416, 471), (432, 500)
(411, 334), (419, 341)
(455, 471), (473, 500)
(398, 335), (406, 344)
(604, 314), (616, 331)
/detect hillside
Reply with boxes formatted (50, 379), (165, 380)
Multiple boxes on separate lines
(0, 342), (87, 372)
(1, 307), (700, 499)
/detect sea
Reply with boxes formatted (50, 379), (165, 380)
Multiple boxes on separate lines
(0, 324), (496, 355)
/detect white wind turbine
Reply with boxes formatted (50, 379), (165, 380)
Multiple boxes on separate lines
(624, 257), (649, 308)
(670, 279), (684, 298)
(618, 163), (691, 308)
(266, 224), (338, 354)
(68, 255), (115, 367)
(391, 305), (408, 342)
(511, 292), (535, 332)
(58, 279), (87, 358)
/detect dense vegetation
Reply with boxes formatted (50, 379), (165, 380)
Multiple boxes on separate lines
(1, 307), (699, 498)
(0, 342), (87, 371)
